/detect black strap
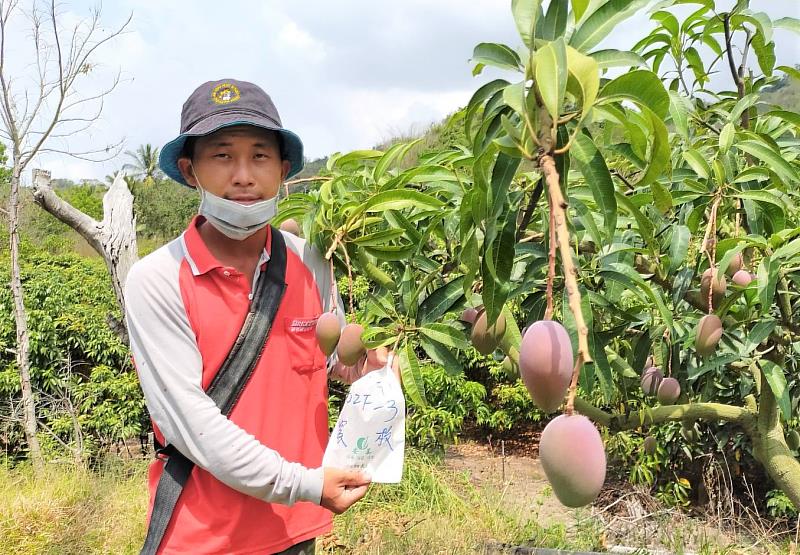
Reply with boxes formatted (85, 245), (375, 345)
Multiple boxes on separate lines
(141, 227), (287, 555)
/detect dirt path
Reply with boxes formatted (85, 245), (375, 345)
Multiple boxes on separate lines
(443, 440), (574, 529)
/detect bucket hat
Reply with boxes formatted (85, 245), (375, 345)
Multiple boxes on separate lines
(158, 79), (304, 186)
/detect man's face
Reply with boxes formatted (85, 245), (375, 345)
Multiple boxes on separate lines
(177, 125), (290, 203)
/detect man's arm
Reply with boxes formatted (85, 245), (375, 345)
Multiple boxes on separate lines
(125, 259), (323, 506)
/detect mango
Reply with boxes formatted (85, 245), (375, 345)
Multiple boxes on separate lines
(725, 252), (744, 276)
(700, 267), (727, 307)
(459, 307), (479, 325)
(680, 422), (700, 443)
(315, 312), (341, 356)
(787, 430), (800, 451)
(539, 414), (607, 508)
(470, 310), (507, 355)
(337, 323), (366, 366)
(732, 270), (753, 286)
(279, 218), (301, 236)
(519, 320), (574, 413)
(640, 367), (663, 397)
(656, 377), (681, 405)
(695, 314), (723, 357)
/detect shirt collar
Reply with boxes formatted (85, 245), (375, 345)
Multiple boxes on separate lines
(181, 215), (271, 276)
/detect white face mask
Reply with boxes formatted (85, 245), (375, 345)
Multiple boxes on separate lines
(192, 168), (278, 241)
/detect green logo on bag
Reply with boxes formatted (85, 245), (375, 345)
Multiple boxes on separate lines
(353, 437), (371, 456)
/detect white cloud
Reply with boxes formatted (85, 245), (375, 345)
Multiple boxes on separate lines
(5, 0), (798, 182)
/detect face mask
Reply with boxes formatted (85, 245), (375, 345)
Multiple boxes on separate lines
(192, 168), (278, 241)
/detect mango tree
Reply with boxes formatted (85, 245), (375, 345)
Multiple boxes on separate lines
(278, 0), (800, 506)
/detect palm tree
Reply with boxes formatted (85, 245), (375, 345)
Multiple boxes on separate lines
(123, 144), (163, 186)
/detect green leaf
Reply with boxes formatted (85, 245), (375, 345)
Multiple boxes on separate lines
(729, 93), (759, 124)
(472, 42), (522, 73)
(534, 38), (568, 121)
(651, 181), (673, 214)
(541, 0), (569, 40)
(764, 110), (800, 131)
(740, 319), (776, 356)
(570, 0), (650, 52)
(373, 139), (422, 182)
(668, 224), (690, 273)
(363, 190), (445, 213)
(352, 229), (407, 246)
(485, 207), (518, 283)
(605, 262), (672, 327)
(719, 122), (735, 154)
(682, 149), (711, 180)
(735, 189), (787, 212)
(736, 140), (799, 185)
(571, 133), (617, 241)
(668, 90), (693, 140)
(637, 107), (670, 188)
(615, 192), (654, 251)
(360, 327), (399, 350)
(399, 340), (427, 407)
(419, 323), (470, 351)
(773, 17), (800, 35)
(566, 45), (600, 118)
(571, 0), (589, 22)
(480, 234), (512, 330)
(364, 244), (417, 261)
(588, 49), (646, 69)
(651, 10), (679, 38)
(761, 360), (791, 423)
(512, 0), (544, 48)
(751, 31), (775, 76)
(598, 70), (670, 119)
(466, 79), (510, 143)
(757, 255), (779, 313)
(489, 153), (522, 221)
(416, 276), (466, 325)
(419, 336), (463, 376)
(332, 150), (383, 168)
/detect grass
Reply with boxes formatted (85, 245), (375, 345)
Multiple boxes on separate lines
(0, 457), (148, 554)
(0, 449), (582, 555)
(320, 449), (580, 554)
(1, 449), (792, 554)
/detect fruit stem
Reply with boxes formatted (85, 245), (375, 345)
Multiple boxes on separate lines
(341, 243), (356, 316)
(701, 193), (723, 313)
(539, 153), (592, 369)
(328, 259), (338, 314)
(324, 229), (345, 261)
(545, 191), (556, 320)
(565, 351), (585, 415)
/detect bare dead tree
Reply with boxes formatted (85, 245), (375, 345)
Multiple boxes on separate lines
(1, 0), (131, 469)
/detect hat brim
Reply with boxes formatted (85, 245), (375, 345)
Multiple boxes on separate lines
(158, 115), (304, 187)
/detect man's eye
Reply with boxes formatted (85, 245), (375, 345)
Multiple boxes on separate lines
(213, 153), (230, 159)
(254, 153), (269, 159)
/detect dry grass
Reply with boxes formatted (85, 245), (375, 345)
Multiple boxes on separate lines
(0, 458), (148, 554)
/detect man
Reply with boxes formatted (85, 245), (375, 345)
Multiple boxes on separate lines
(125, 79), (392, 554)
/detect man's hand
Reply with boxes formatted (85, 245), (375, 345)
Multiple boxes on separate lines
(331, 346), (401, 384)
(320, 467), (371, 514)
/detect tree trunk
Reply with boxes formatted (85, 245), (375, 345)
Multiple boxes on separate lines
(8, 167), (43, 470)
(31, 170), (138, 344)
(752, 374), (800, 508)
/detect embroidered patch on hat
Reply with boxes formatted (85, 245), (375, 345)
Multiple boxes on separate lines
(211, 83), (241, 105)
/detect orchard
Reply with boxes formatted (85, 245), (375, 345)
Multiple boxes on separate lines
(276, 0), (800, 509)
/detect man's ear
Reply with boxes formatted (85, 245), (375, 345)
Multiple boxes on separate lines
(281, 159), (291, 181)
(177, 157), (199, 188)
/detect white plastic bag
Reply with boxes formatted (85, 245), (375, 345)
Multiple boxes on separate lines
(323, 353), (405, 483)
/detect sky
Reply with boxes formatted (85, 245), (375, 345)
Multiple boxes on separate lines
(4, 0), (800, 183)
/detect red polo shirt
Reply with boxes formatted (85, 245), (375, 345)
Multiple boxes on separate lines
(126, 216), (340, 554)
